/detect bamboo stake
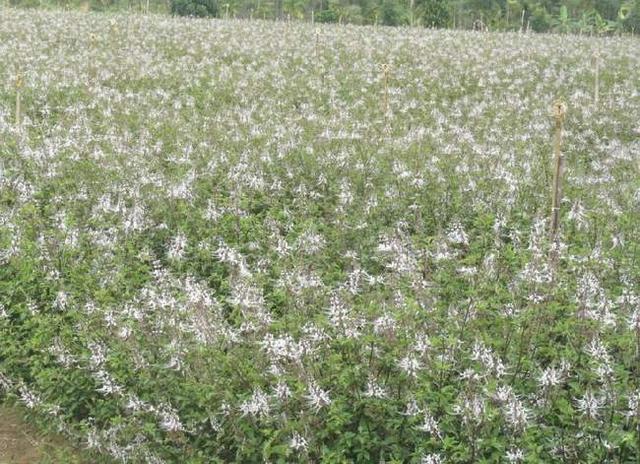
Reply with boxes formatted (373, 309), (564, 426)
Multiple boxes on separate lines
(15, 72), (24, 127)
(380, 63), (390, 127)
(593, 51), (600, 107)
(550, 100), (567, 252)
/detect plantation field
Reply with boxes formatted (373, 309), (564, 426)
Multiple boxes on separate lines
(1, 9), (640, 463)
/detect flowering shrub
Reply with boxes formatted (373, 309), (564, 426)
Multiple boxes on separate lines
(0, 9), (639, 463)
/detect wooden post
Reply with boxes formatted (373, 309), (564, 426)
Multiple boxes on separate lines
(15, 73), (23, 127)
(379, 63), (391, 133)
(593, 51), (600, 107)
(550, 100), (567, 254)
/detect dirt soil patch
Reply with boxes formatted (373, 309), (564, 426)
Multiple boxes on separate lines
(0, 407), (43, 464)
(0, 406), (81, 464)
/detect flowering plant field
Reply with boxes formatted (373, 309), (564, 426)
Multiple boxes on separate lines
(1, 9), (640, 463)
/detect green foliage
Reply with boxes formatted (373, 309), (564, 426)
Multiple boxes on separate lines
(527, 4), (553, 31)
(171, 0), (218, 17)
(417, 0), (448, 27)
(5, 0), (640, 32)
(620, 0), (640, 30)
(316, 8), (339, 22)
(380, 0), (405, 25)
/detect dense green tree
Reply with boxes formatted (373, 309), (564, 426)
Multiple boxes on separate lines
(417, 0), (448, 27)
(316, 7), (339, 21)
(380, 0), (405, 25)
(519, 1), (551, 30)
(171, 0), (218, 16)
(620, 0), (640, 31)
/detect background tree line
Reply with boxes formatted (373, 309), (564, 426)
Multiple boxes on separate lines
(7, 0), (640, 33)
(172, 0), (640, 33)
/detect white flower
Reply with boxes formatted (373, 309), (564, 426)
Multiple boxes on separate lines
(575, 391), (604, 420)
(453, 394), (486, 426)
(402, 399), (421, 416)
(446, 223), (469, 246)
(627, 309), (640, 332)
(54, 290), (68, 310)
(373, 313), (396, 335)
(421, 453), (443, 464)
(459, 368), (483, 382)
(261, 333), (304, 363)
(93, 370), (123, 396)
(19, 386), (41, 409)
(305, 382), (331, 412)
(457, 266), (478, 277)
(159, 407), (184, 432)
(168, 233), (188, 260)
(363, 377), (387, 399)
(126, 394), (149, 413)
(273, 381), (292, 401)
(626, 389), (640, 420)
(503, 397), (529, 431)
(289, 432), (308, 452)
(538, 361), (570, 389)
(88, 341), (107, 368)
(240, 388), (270, 418)
(493, 385), (529, 431)
(86, 427), (101, 449)
(0, 373), (12, 392)
(398, 355), (422, 378)
(295, 230), (325, 255)
(505, 448), (524, 463)
(416, 410), (441, 437)
(471, 340), (505, 378)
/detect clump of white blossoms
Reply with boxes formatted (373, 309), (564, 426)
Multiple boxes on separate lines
(289, 432), (308, 452)
(167, 233), (188, 261)
(18, 385), (41, 409)
(627, 390), (640, 420)
(364, 376), (387, 399)
(399, 355), (422, 378)
(421, 453), (443, 464)
(416, 409), (441, 438)
(493, 385), (530, 431)
(505, 448), (525, 463)
(240, 388), (270, 418)
(575, 391), (605, 421)
(305, 381), (331, 412)
(158, 407), (184, 433)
